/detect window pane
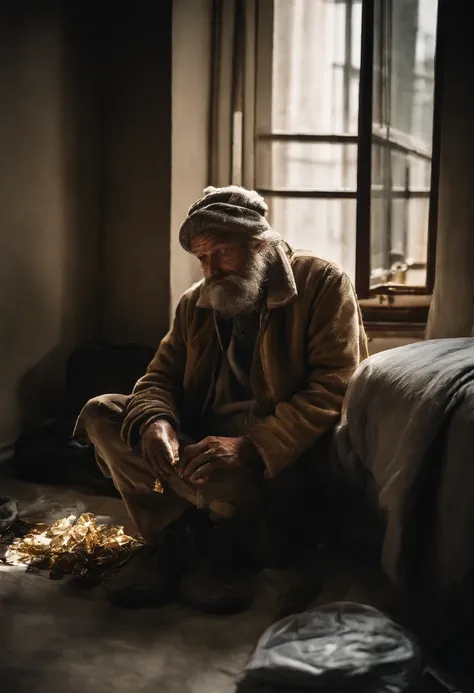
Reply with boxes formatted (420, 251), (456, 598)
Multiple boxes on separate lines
(371, 196), (429, 287)
(370, 0), (438, 287)
(267, 197), (356, 280)
(272, 0), (362, 134)
(257, 142), (358, 190)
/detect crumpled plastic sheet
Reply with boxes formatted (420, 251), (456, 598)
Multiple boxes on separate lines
(236, 602), (423, 692)
(2, 512), (143, 584)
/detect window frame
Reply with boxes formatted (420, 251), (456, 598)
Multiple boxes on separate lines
(254, 0), (443, 314)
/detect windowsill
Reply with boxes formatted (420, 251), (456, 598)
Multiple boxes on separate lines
(368, 334), (424, 353)
(359, 294), (431, 331)
(365, 323), (426, 339)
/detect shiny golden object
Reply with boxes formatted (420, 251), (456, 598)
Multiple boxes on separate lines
(153, 478), (164, 494)
(4, 512), (143, 583)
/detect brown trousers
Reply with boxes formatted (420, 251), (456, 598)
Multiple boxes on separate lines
(75, 394), (314, 564)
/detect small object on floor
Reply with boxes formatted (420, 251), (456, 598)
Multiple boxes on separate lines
(0, 496), (20, 531)
(0, 496), (46, 561)
(236, 601), (422, 692)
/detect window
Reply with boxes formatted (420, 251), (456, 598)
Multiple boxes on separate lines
(255, 0), (441, 301)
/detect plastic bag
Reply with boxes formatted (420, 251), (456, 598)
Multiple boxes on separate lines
(237, 601), (422, 692)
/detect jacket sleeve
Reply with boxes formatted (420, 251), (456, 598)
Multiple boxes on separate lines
(120, 300), (187, 449)
(246, 269), (368, 477)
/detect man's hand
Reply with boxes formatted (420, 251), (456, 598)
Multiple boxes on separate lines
(141, 419), (179, 479)
(178, 435), (262, 485)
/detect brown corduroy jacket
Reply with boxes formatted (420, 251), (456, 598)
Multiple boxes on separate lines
(121, 247), (368, 478)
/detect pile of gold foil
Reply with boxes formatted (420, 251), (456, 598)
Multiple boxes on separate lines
(4, 513), (143, 584)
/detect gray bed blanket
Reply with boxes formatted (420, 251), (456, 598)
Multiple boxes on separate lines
(334, 338), (474, 639)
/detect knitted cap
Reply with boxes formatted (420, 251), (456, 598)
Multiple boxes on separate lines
(179, 185), (281, 252)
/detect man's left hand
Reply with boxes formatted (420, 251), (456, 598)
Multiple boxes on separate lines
(177, 436), (261, 485)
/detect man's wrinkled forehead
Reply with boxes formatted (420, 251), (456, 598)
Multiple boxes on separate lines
(190, 230), (247, 255)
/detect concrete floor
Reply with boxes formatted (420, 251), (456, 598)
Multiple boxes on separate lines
(0, 476), (317, 693)
(0, 475), (465, 693)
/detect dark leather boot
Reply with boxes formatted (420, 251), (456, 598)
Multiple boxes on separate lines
(179, 517), (254, 615)
(104, 511), (194, 609)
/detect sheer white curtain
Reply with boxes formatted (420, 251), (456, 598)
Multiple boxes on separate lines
(426, 0), (474, 338)
(209, 0), (258, 188)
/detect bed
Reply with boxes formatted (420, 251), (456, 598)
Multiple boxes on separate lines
(333, 338), (474, 645)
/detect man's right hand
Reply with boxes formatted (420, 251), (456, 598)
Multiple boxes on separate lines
(141, 419), (179, 479)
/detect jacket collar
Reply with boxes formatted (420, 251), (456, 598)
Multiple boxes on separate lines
(196, 243), (298, 311)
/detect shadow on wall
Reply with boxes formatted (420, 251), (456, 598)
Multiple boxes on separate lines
(16, 349), (68, 432)
(0, 4), (101, 449)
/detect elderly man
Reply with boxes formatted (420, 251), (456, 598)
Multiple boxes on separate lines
(77, 185), (368, 613)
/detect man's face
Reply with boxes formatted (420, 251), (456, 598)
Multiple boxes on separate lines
(191, 232), (249, 280)
(190, 231), (271, 317)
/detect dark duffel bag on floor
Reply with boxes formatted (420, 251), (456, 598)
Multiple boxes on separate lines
(13, 341), (156, 494)
(65, 341), (155, 417)
(13, 417), (118, 496)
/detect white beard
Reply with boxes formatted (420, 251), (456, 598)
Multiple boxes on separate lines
(200, 248), (271, 317)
